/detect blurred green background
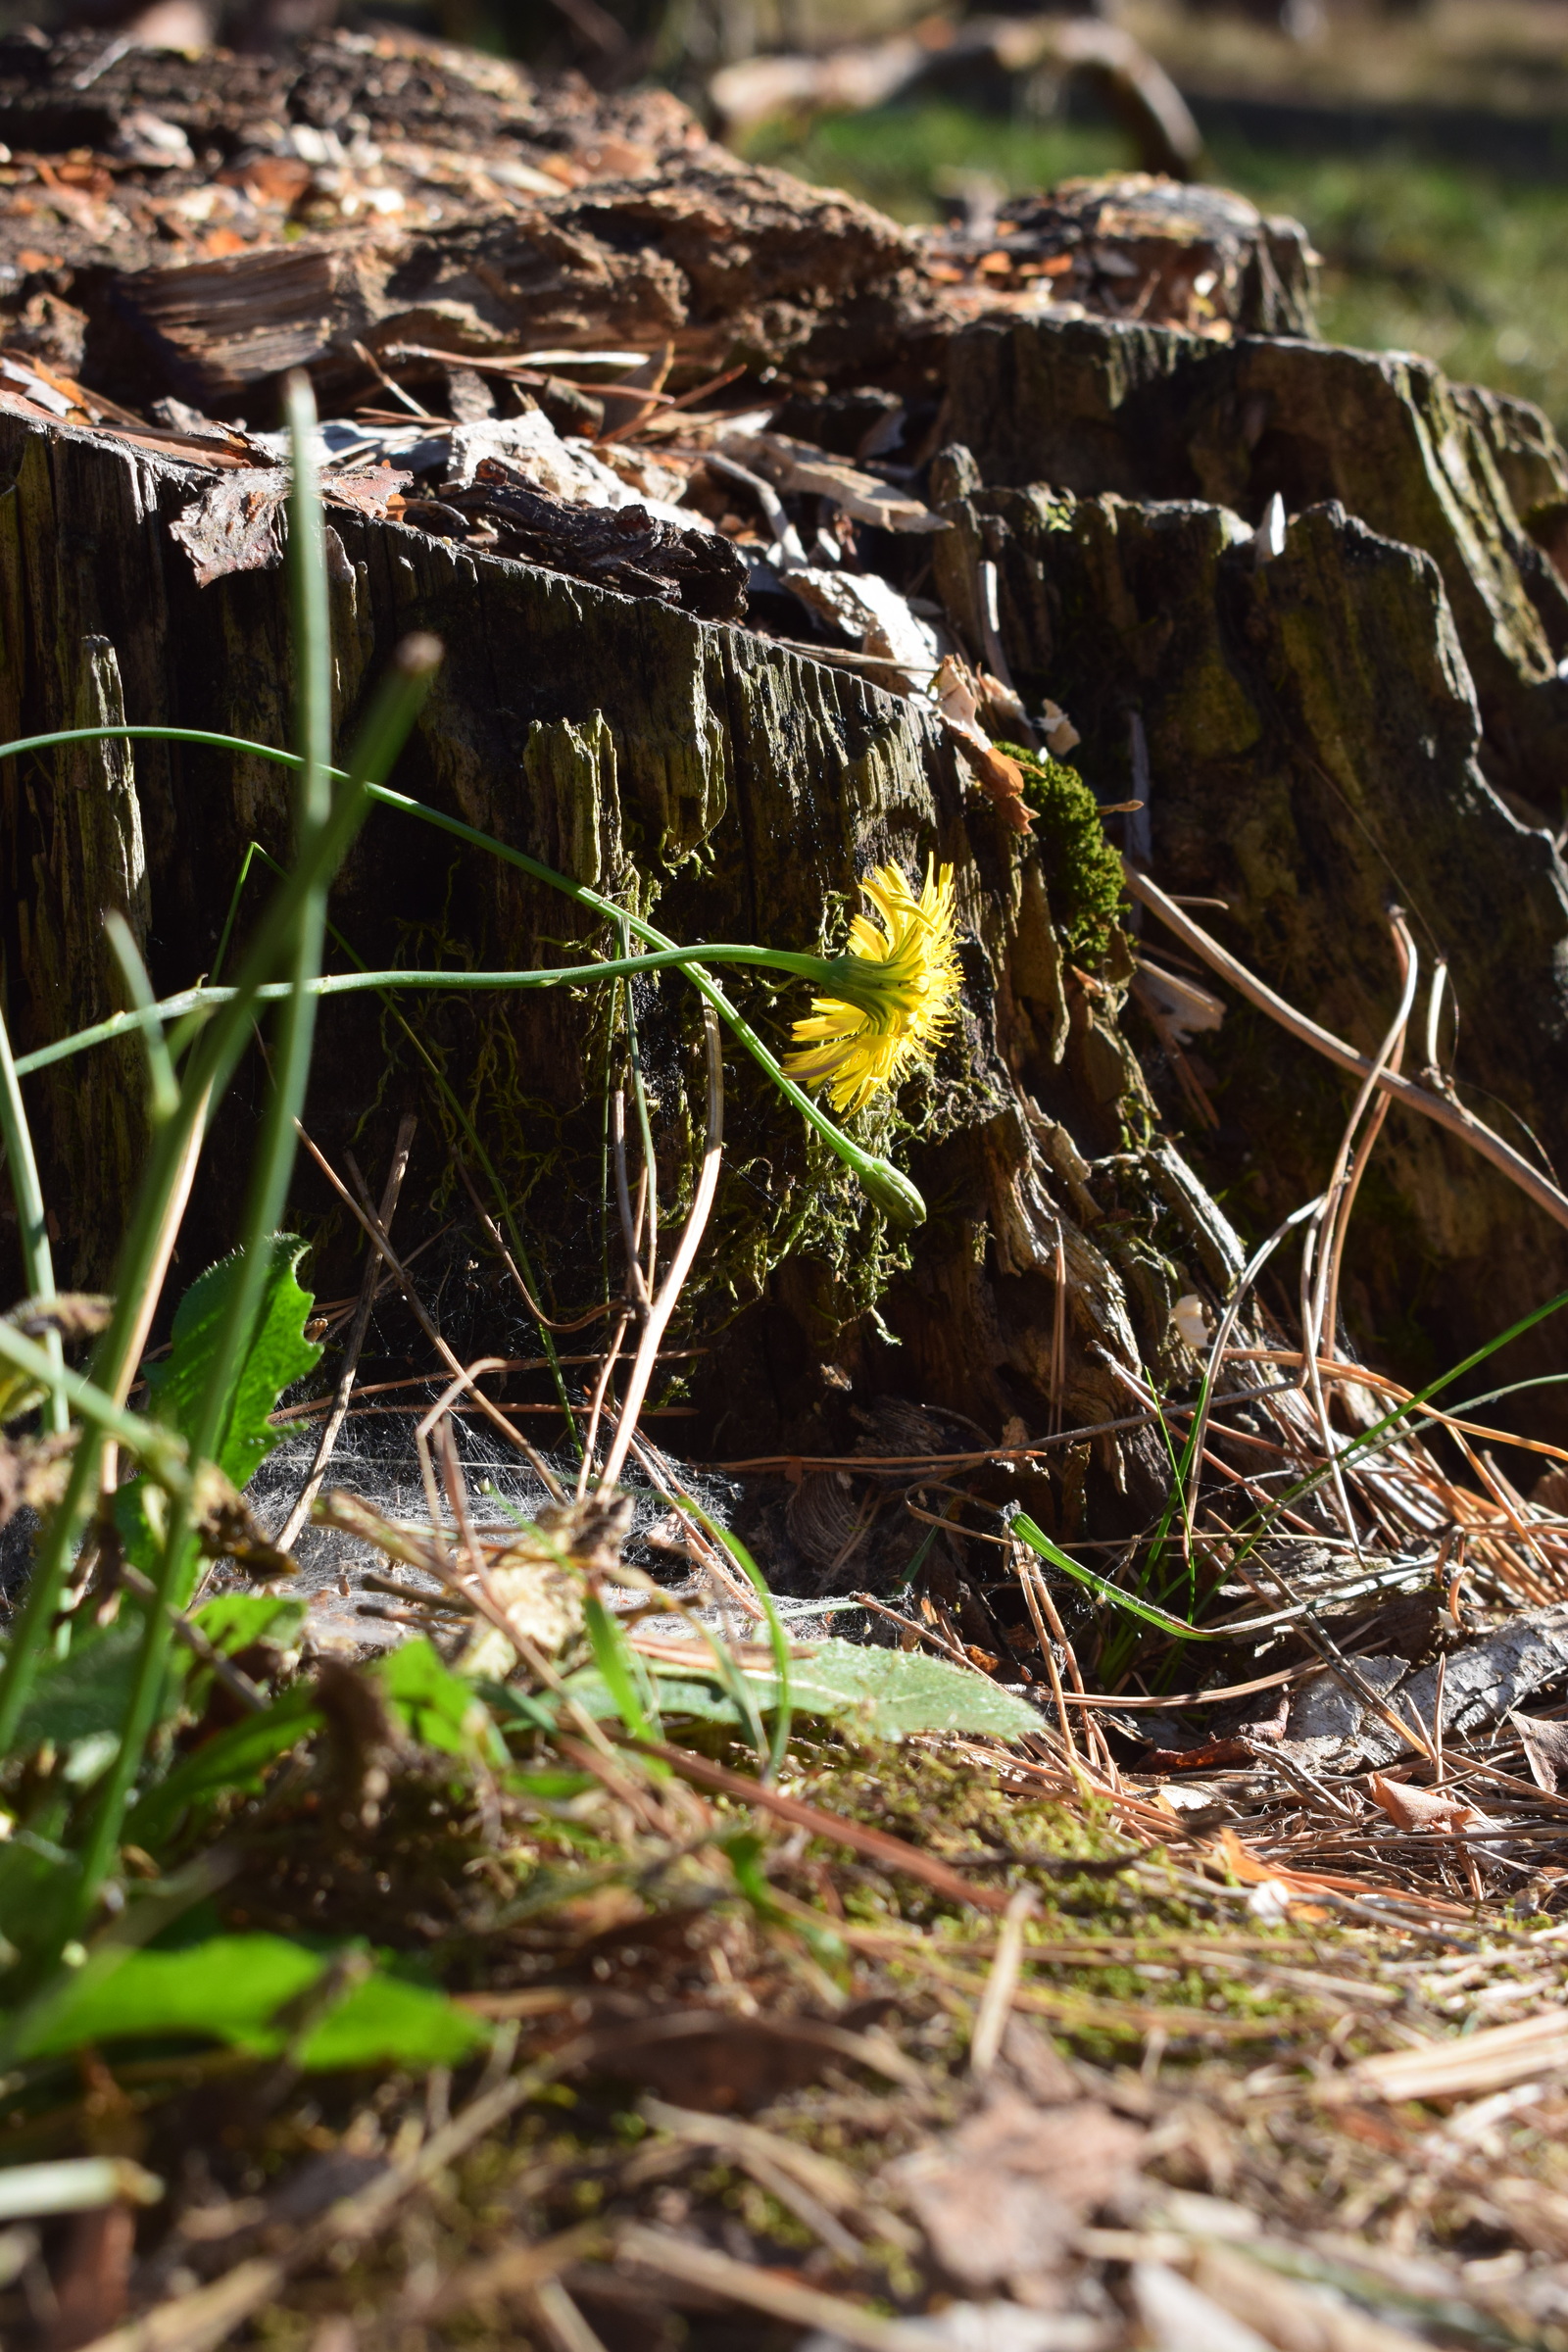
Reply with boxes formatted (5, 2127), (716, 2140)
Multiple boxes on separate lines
(740, 101), (1568, 435)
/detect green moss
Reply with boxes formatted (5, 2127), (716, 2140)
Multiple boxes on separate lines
(1001, 747), (1128, 967)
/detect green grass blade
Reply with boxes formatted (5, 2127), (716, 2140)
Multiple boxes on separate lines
(1010, 1511), (1226, 1644)
(582, 1592), (662, 1747)
(0, 1319), (189, 1486)
(677, 1495), (793, 1780)
(102, 913), (179, 1127)
(0, 1004), (67, 1437)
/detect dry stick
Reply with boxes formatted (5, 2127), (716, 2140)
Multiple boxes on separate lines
(578, 1100), (650, 1498)
(274, 1112), (416, 1550)
(414, 1358), (511, 1555)
(1445, 1427), (1554, 1604)
(1222, 1349), (1568, 1468)
(969, 1887), (1036, 2077)
(1026, 1549), (1118, 1783)
(854, 1586), (979, 1673)
(612, 2226), (941, 2352)
(1012, 1541), (1078, 1763)
(600, 998), (722, 1492)
(610, 1092), (652, 1316)
(1296, 910), (1418, 1553)
(1124, 862), (1568, 1234)
(116, 1563), (267, 1714)
(626, 1432), (767, 1622)
(527, 2278), (611, 2352)
(1101, 1371), (1437, 1763)
(575, 1303), (633, 1502)
(1310, 911), (1418, 1361)
(455, 1159), (608, 1335)
(294, 1121), (569, 1502)
(1050, 1222), (1067, 1438)
(1319, 998), (1403, 1367)
(391, 1366), (626, 1766)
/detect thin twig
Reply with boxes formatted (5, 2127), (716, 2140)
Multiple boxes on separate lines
(1126, 862), (1568, 1234)
(274, 1112), (416, 1549)
(295, 1120), (569, 1502)
(455, 1158), (607, 1333)
(600, 1000), (722, 1491)
(969, 1887), (1036, 2077)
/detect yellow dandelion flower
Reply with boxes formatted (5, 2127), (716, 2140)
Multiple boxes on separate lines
(784, 858), (961, 1115)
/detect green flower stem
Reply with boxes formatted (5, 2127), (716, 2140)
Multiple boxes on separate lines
(364, 785), (926, 1229)
(0, 724), (926, 1228)
(16, 951), (840, 1074)
(0, 1006), (67, 1435)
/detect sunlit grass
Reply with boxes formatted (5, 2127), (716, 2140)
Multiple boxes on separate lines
(741, 101), (1568, 434)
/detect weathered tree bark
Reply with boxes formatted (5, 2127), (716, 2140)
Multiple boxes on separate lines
(939, 312), (1568, 1437)
(947, 312), (1568, 812)
(0, 403), (1210, 1563)
(7, 24), (1568, 1555)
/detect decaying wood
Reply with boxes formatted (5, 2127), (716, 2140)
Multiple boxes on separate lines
(922, 172), (1319, 339)
(442, 458), (749, 619)
(0, 397), (1175, 1505)
(931, 338), (1568, 1437)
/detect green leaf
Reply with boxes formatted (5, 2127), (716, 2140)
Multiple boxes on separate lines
(0, 1830), (82, 1975)
(15, 1932), (487, 2071)
(782, 1640), (1043, 1741)
(582, 1592), (662, 1745)
(540, 1642), (1041, 1743)
(370, 1639), (506, 1765)
(16, 1933), (320, 2058)
(556, 1668), (745, 1727)
(122, 1684), (323, 1851)
(1010, 1513), (1223, 1642)
(190, 1594), (309, 1655)
(144, 1239), (319, 1491)
(293, 1969), (487, 2071)
(14, 1622), (173, 1752)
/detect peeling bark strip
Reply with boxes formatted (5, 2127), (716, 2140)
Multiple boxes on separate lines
(169, 468), (288, 586)
(444, 462), (750, 619)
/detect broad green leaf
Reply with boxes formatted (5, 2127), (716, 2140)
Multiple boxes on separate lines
(16, 1933), (319, 2057)
(556, 1668), (744, 1727)
(293, 1969), (487, 2070)
(190, 1594), (309, 1655)
(782, 1640), (1042, 1741)
(14, 1622), (173, 1752)
(143, 1239), (319, 1491)
(122, 1684), (324, 1850)
(15, 1932), (486, 2071)
(523, 1642), (1042, 1743)
(370, 1639), (506, 1766)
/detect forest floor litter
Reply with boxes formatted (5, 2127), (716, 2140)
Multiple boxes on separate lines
(3, 21), (1568, 2352)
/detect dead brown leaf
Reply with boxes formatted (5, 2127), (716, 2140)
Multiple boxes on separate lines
(1365, 1773), (1485, 1833)
(1509, 1709), (1568, 1792)
(890, 2088), (1145, 2293)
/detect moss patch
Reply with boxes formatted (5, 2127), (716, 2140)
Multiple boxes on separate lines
(1002, 747), (1128, 967)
